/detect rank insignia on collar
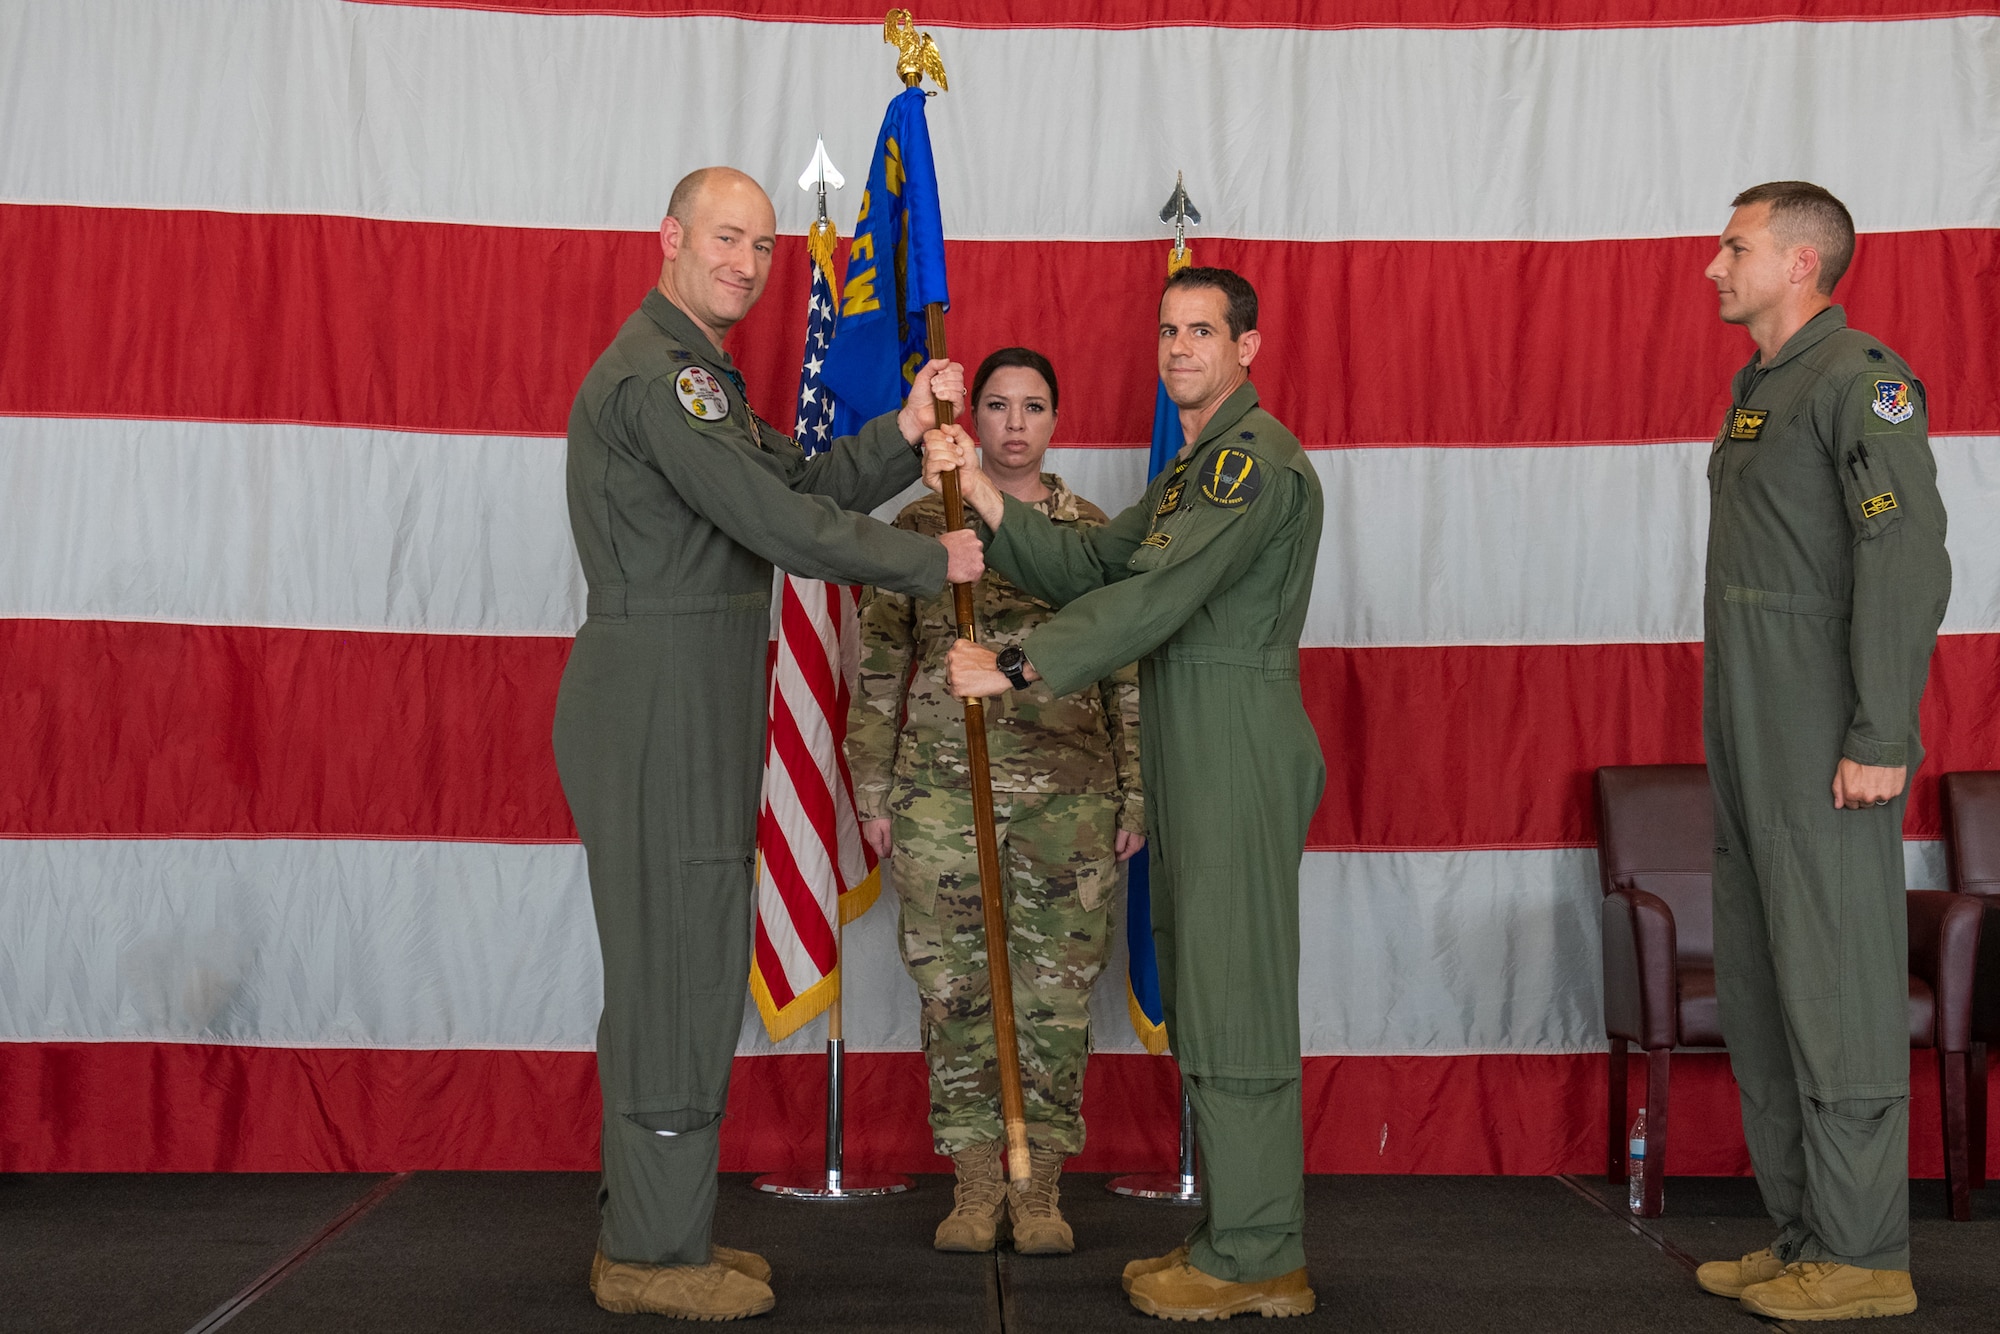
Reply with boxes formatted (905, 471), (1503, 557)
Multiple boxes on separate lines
(1156, 479), (1186, 517)
(1728, 407), (1768, 440)
(1198, 447), (1263, 507)
(1861, 491), (1898, 519)
(1871, 380), (1914, 424)
(674, 366), (730, 420)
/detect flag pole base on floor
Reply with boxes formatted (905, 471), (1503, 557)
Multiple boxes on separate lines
(751, 1035), (912, 1199)
(1106, 1086), (1201, 1203)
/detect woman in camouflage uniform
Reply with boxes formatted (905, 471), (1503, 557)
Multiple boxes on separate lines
(849, 348), (1144, 1256)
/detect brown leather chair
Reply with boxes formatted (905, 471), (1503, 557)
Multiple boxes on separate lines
(1940, 770), (2000, 1192)
(1597, 764), (1986, 1219)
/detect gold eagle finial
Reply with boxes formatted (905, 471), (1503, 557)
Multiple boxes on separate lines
(883, 9), (948, 91)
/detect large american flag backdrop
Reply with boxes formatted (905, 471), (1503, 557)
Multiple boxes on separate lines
(2, 0), (1996, 1175)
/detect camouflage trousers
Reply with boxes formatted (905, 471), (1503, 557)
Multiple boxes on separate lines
(888, 783), (1120, 1157)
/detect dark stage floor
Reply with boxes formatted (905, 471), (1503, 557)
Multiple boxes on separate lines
(4, 1171), (1994, 1333)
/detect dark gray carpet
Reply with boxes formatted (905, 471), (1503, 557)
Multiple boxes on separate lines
(4, 1171), (1994, 1332)
(1566, 1174), (2000, 1334)
(224, 1172), (997, 1334)
(0, 1172), (386, 1334)
(1007, 1176), (1763, 1333)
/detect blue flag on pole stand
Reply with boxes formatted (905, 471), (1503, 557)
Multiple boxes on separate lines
(820, 87), (950, 430)
(1124, 365), (1186, 1057)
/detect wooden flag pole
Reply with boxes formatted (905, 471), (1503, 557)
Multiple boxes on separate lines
(886, 5), (1029, 1191)
(925, 303), (1033, 1191)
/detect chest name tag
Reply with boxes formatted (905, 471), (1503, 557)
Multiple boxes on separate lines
(1871, 380), (1914, 424)
(1860, 492), (1898, 519)
(1728, 407), (1768, 441)
(1141, 532), (1173, 550)
(674, 366), (731, 421)
(1199, 448), (1263, 507)
(1155, 479), (1187, 517)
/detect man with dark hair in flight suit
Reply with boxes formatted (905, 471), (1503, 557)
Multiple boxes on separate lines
(931, 266), (1325, 1321)
(1692, 181), (1950, 1323)
(554, 165), (983, 1322)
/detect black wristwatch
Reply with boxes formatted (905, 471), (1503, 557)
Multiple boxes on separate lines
(994, 645), (1032, 692)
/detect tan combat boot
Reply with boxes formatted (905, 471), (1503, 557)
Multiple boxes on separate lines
(1127, 1260), (1315, 1321)
(591, 1246), (772, 1296)
(1738, 1262), (1918, 1321)
(1694, 1246), (1786, 1298)
(590, 1255), (775, 1321)
(1122, 1244), (1191, 1294)
(934, 1139), (1010, 1252)
(1008, 1145), (1075, 1255)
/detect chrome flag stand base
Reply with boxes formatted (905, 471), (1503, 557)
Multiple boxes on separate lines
(752, 964), (911, 1199)
(1107, 1087), (1202, 1203)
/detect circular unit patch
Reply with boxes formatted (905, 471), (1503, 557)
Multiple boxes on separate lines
(1198, 447), (1264, 507)
(675, 366), (731, 421)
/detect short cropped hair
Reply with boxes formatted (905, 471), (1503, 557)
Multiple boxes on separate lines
(1163, 266), (1259, 339)
(971, 347), (1060, 410)
(667, 167), (723, 226)
(1732, 181), (1857, 294)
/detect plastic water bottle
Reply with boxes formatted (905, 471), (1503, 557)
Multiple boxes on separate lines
(1627, 1107), (1649, 1212)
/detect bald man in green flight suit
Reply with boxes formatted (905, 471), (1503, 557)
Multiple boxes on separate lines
(931, 266), (1325, 1322)
(1691, 182), (1950, 1323)
(554, 166), (983, 1322)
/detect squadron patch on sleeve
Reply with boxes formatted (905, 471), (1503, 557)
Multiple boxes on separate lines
(1871, 380), (1914, 424)
(1198, 448), (1263, 508)
(674, 366), (731, 421)
(1728, 407), (1768, 441)
(1860, 491), (1898, 519)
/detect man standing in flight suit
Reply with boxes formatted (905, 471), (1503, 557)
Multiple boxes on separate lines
(932, 267), (1325, 1321)
(1692, 182), (1950, 1322)
(554, 166), (983, 1321)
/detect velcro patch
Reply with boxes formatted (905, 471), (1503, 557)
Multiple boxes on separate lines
(1141, 532), (1173, 550)
(1871, 380), (1914, 425)
(674, 366), (730, 421)
(1198, 448), (1263, 508)
(1728, 407), (1768, 441)
(1156, 479), (1186, 517)
(1861, 492), (1898, 519)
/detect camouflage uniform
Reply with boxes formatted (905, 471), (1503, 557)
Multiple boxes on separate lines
(851, 475), (1143, 1156)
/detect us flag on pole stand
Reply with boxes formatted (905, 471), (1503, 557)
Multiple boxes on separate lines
(748, 211), (883, 1041)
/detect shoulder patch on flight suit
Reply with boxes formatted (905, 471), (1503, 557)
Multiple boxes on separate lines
(1870, 381), (1914, 424)
(674, 366), (731, 421)
(1728, 407), (1768, 440)
(1198, 447), (1263, 508)
(1860, 492), (1898, 519)
(1866, 348), (1885, 361)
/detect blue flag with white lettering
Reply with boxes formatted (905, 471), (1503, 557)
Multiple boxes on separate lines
(1122, 378), (1182, 1056)
(820, 87), (950, 434)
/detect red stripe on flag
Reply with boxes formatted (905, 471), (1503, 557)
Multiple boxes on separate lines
(7, 1041), (1990, 1175)
(7, 205), (1994, 447)
(0, 619), (577, 842)
(750, 908), (800, 1011)
(761, 705), (842, 967)
(344, 0), (2000, 32)
(7, 620), (1997, 848)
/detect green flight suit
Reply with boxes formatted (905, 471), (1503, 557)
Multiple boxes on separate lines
(553, 291), (946, 1267)
(1704, 306), (1951, 1271)
(987, 382), (1325, 1283)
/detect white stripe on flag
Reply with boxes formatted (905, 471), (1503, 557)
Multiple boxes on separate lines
(4, 3), (1995, 240)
